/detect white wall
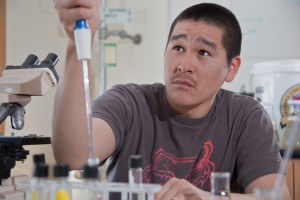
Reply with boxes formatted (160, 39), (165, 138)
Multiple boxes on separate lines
(5, 0), (300, 177)
(5, 0), (168, 177)
(5, 0), (66, 176)
(95, 0), (167, 92)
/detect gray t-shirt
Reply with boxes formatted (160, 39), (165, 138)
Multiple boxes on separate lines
(92, 83), (281, 192)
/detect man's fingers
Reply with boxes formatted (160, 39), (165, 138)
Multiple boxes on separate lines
(155, 178), (195, 200)
(59, 7), (93, 32)
(155, 178), (179, 200)
(54, 0), (101, 36)
(54, 0), (94, 28)
(54, 0), (93, 9)
(173, 193), (185, 200)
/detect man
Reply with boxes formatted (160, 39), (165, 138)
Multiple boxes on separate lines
(52, 0), (290, 199)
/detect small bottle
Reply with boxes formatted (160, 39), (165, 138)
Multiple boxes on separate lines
(209, 172), (232, 200)
(82, 164), (100, 200)
(128, 155), (143, 186)
(52, 164), (71, 200)
(30, 164), (50, 200)
(128, 155), (143, 200)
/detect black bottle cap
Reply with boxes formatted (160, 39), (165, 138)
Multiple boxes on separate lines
(33, 164), (48, 178)
(82, 164), (98, 179)
(54, 164), (69, 178)
(33, 154), (45, 165)
(129, 155), (142, 169)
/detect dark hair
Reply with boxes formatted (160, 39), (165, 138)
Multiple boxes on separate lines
(167, 3), (242, 65)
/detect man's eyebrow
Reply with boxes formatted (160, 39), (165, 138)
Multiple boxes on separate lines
(170, 34), (187, 42)
(197, 38), (217, 50)
(170, 34), (217, 50)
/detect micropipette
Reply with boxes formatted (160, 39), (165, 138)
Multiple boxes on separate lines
(74, 19), (99, 166)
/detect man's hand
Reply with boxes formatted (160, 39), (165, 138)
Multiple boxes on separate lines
(155, 178), (210, 200)
(53, 0), (102, 44)
(155, 174), (291, 200)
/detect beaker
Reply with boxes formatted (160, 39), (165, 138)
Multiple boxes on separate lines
(209, 172), (232, 200)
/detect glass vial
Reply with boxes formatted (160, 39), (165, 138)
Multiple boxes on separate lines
(128, 155), (143, 200)
(82, 164), (101, 200)
(30, 164), (50, 200)
(128, 155), (143, 185)
(209, 172), (232, 200)
(52, 164), (71, 200)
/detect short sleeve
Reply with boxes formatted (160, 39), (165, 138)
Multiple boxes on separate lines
(92, 84), (134, 155)
(235, 98), (281, 188)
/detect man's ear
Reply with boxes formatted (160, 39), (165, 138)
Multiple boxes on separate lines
(225, 56), (241, 82)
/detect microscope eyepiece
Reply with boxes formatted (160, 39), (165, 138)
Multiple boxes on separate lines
(21, 54), (39, 67)
(40, 53), (59, 66)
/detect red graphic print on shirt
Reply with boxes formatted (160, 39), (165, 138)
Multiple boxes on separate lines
(143, 140), (215, 188)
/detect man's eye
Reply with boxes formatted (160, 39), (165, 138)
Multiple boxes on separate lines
(199, 50), (210, 56)
(173, 46), (184, 52)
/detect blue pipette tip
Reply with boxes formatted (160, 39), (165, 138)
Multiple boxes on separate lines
(75, 19), (89, 30)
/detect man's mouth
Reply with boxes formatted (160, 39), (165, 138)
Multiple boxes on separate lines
(171, 74), (196, 88)
(172, 79), (194, 87)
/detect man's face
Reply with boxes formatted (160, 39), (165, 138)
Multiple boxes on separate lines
(164, 20), (237, 117)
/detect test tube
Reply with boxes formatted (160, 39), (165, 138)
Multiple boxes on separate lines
(30, 164), (50, 200)
(53, 164), (71, 200)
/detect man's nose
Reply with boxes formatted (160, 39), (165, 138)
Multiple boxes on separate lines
(177, 53), (194, 73)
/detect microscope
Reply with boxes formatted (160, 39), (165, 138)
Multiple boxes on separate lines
(0, 53), (59, 184)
